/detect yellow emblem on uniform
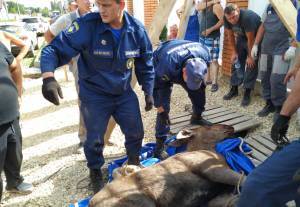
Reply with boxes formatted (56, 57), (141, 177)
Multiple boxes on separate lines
(127, 58), (135, 70)
(67, 22), (79, 34)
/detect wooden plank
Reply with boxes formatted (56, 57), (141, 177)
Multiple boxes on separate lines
(270, 0), (297, 38)
(251, 135), (277, 151)
(148, 0), (177, 46)
(208, 113), (244, 124)
(104, 0), (176, 145)
(203, 110), (234, 120)
(172, 105), (222, 119)
(246, 139), (272, 156)
(177, 0), (194, 39)
(233, 119), (261, 133)
(221, 116), (252, 126)
(203, 107), (231, 116)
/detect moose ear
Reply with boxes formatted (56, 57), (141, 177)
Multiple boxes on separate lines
(176, 129), (195, 140)
(167, 129), (195, 147)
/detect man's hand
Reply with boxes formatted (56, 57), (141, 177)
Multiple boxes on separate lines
(42, 77), (63, 105)
(201, 29), (212, 37)
(158, 111), (171, 126)
(144, 95), (154, 111)
(284, 67), (299, 84)
(250, 44), (258, 59)
(271, 114), (290, 147)
(246, 56), (255, 69)
(284, 46), (296, 61)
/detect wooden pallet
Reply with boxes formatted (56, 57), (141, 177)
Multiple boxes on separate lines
(245, 134), (278, 166)
(170, 105), (261, 135)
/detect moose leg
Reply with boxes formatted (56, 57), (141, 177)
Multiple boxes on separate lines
(207, 193), (238, 207)
(202, 167), (245, 186)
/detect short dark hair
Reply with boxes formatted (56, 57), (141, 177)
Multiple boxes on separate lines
(224, 3), (238, 15)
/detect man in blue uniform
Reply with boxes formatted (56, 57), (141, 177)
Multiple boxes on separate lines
(153, 40), (211, 158)
(40, 0), (155, 193)
(237, 8), (300, 207)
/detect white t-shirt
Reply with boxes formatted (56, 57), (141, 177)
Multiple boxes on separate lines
(49, 9), (81, 73)
(49, 9), (80, 36)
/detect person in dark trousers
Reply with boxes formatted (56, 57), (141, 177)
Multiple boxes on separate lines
(0, 42), (32, 202)
(153, 40), (211, 159)
(223, 3), (261, 106)
(40, 0), (154, 194)
(237, 8), (300, 207)
(197, 0), (223, 92)
(251, 0), (297, 118)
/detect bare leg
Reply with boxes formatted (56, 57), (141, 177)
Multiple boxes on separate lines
(211, 61), (219, 85)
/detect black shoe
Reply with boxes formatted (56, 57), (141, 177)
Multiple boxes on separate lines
(211, 84), (219, 92)
(89, 169), (104, 194)
(153, 138), (169, 160)
(127, 154), (140, 166)
(223, 86), (238, 100)
(241, 89), (251, 107)
(257, 100), (275, 117)
(190, 114), (212, 126)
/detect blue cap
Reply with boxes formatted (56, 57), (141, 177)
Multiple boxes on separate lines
(185, 58), (207, 90)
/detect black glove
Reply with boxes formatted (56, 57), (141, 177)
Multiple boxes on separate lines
(271, 114), (290, 147)
(145, 95), (154, 111)
(159, 111), (171, 126)
(42, 77), (63, 105)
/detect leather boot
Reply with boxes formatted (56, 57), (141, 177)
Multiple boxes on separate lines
(273, 105), (282, 123)
(127, 154), (140, 166)
(241, 89), (251, 107)
(257, 100), (275, 117)
(223, 86), (238, 100)
(89, 169), (104, 194)
(154, 138), (169, 160)
(190, 114), (212, 126)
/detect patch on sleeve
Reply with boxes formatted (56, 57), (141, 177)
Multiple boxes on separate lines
(67, 22), (80, 34)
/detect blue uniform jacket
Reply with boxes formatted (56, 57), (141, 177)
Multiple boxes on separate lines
(153, 40), (211, 107)
(41, 12), (154, 100)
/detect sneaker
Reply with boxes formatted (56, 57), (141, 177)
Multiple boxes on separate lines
(211, 84), (219, 92)
(6, 182), (33, 195)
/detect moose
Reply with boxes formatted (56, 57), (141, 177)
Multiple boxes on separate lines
(89, 124), (245, 207)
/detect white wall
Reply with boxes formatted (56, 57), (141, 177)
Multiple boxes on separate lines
(248, 0), (269, 17)
(133, 0), (145, 24)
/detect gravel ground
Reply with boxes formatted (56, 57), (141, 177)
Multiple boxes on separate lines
(1, 69), (299, 207)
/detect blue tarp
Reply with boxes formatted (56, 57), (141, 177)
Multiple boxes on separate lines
(215, 138), (255, 175)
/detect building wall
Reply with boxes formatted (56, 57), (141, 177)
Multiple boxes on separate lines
(126, 0), (134, 15)
(144, 0), (159, 28)
(222, 0), (249, 76)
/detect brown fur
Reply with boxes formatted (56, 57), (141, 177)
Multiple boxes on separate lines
(89, 124), (243, 207)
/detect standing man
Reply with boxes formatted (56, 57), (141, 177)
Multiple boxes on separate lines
(237, 9), (300, 206)
(251, 1), (297, 118)
(40, 0), (154, 193)
(0, 42), (32, 202)
(223, 3), (261, 106)
(44, 0), (93, 147)
(197, 0), (223, 92)
(153, 40), (211, 159)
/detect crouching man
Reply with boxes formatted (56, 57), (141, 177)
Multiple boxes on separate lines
(153, 40), (211, 158)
